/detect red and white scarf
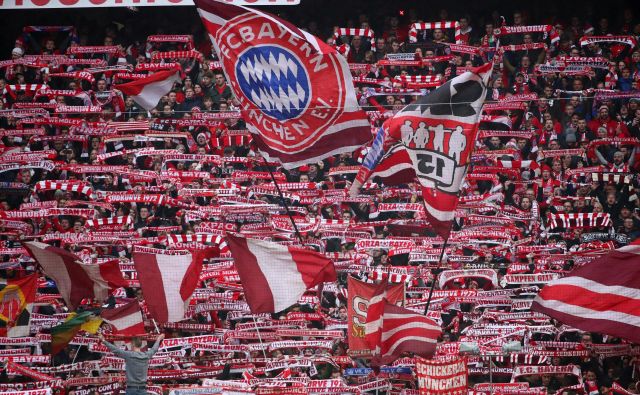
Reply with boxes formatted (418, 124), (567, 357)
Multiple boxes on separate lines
(409, 21), (461, 43)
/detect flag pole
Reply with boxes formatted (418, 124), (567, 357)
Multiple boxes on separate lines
(251, 316), (269, 359)
(71, 344), (82, 364)
(422, 224), (454, 315)
(263, 158), (305, 244)
(152, 319), (161, 334)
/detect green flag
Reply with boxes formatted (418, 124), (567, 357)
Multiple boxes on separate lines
(51, 310), (97, 355)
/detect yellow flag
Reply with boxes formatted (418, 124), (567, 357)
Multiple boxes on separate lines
(81, 317), (103, 334)
(65, 312), (103, 334)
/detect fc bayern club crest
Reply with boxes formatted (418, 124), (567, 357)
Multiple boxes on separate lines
(214, 13), (349, 154)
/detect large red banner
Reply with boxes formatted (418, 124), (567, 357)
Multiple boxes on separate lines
(416, 357), (468, 395)
(346, 276), (404, 357)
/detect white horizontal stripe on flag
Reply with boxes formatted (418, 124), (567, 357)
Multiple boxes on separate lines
(534, 298), (640, 328)
(246, 239), (307, 313)
(321, 119), (372, 137)
(548, 276), (640, 301)
(382, 321), (441, 341)
(617, 245), (640, 254)
(383, 335), (437, 356)
(105, 311), (142, 331)
(364, 318), (383, 334)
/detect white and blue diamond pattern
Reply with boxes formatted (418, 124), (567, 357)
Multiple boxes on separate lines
(235, 46), (311, 121)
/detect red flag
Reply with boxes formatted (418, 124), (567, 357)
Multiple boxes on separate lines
(225, 234), (336, 314)
(532, 240), (640, 343)
(375, 300), (441, 365)
(0, 274), (37, 338)
(132, 247), (210, 323)
(195, 0), (371, 169)
(364, 278), (398, 350)
(368, 144), (417, 186)
(115, 68), (181, 111)
(379, 63), (492, 238)
(23, 241), (126, 310)
(101, 300), (145, 335)
(347, 276), (404, 357)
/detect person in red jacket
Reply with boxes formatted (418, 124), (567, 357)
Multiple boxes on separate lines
(537, 164), (561, 196)
(588, 105), (630, 137)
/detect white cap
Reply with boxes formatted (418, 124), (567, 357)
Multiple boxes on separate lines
(12, 47), (24, 56)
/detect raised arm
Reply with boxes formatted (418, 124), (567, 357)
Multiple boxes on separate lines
(628, 146), (637, 168)
(146, 333), (165, 358)
(98, 333), (127, 358)
(594, 147), (610, 166)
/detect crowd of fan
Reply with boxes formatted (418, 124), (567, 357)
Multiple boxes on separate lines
(1, 6), (640, 395)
